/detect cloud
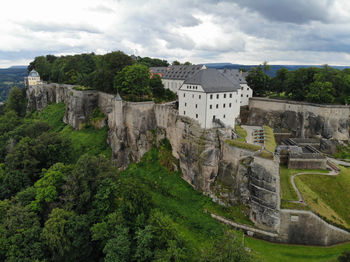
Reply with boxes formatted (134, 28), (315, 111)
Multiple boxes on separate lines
(1, 0), (350, 68)
(86, 5), (115, 13)
(226, 0), (335, 24)
(22, 22), (102, 34)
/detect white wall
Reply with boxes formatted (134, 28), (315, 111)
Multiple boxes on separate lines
(179, 84), (207, 128)
(205, 91), (240, 129)
(179, 84), (240, 129)
(240, 84), (253, 106)
(25, 76), (42, 87)
(162, 79), (184, 94)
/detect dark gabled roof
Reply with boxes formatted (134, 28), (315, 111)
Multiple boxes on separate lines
(150, 67), (168, 74)
(182, 68), (240, 93)
(218, 69), (247, 84)
(162, 65), (205, 80)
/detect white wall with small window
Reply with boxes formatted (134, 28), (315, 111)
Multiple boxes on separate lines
(24, 76), (41, 87)
(240, 84), (252, 106)
(179, 84), (207, 128)
(206, 89), (241, 129)
(179, 84), (241, 129)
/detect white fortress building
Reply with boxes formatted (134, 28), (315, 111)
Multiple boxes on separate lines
(178, 68), (241, 129)
(162, 65), (206, 94)
(219, 69), (252, 106)
(24, 69), (42, 87)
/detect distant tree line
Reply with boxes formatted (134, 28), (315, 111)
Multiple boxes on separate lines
(246, 63), (350, 104)
(28, 52), (176, 102)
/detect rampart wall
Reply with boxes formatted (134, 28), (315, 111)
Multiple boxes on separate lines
(279, 209), (350, 246)
(248, 97), (350, 140)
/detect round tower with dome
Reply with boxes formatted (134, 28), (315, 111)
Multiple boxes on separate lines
(24, 69), (42, 87)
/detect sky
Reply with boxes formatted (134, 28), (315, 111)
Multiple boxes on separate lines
(1, 0), (350, 68)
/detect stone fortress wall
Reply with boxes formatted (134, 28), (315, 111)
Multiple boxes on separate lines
(248, 97), (350, 141)
(26, 84), (350, 246)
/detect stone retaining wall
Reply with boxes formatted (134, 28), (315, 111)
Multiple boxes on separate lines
(248, 97), (350, 140)
(279, 209), (350, 245)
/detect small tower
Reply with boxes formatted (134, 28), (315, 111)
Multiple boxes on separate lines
(24, 69), (42, 87)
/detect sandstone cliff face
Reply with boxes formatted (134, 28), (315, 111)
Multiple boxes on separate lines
(248, 156), (280, 232)
(26, 83), (70, 112)
(27, 84), (350, 245)
(26, 84), (280, 228)
(64, 89), (99, 129)
(108, 101), (157, 168)
(26, 84), (350, 245)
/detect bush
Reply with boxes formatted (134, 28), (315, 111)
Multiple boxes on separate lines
(338, 251), (350, 262)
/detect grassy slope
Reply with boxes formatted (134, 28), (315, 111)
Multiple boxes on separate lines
(235, 125), (247, 142)
(280, 166), (327, 210)
(246, 237), (350, 262)
(295, 166), (350, 229)
(225, 139), (261, 151)
(32, 103), (350, 261)
(122, 148), (350, 262)
(263, 125), (277, 153)
(30, 102), (111, 161)
(121, 148), (226, 252)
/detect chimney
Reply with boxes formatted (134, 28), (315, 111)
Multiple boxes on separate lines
(240, 70), (243, 75)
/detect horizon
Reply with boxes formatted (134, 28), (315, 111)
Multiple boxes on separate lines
(2, 60), (350, 70)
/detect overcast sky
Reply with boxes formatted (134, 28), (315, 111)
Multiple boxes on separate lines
(1, 0), (350, 68)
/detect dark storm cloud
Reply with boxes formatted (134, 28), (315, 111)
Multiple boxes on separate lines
(214, 0), (335, 24)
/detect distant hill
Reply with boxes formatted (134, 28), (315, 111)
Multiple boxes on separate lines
(8, 65), (27, 69)
(0, 66), (27, 102)
(205, 63), (350, 77)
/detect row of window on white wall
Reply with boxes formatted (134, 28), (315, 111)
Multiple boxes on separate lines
(184, 103), (236, 109)
(183, 93), (237, 99)
(183, 111), (228, 119)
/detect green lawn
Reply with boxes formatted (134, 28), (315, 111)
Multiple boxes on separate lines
(225, 139), (262, 151)
(264, 125), (277, 153)
(296, 166), (350, 229)
(280, 166), (328, 201)
(246, 237), (350, 262)
(235, 125), (247, 142)
(258, 149), (274, 160)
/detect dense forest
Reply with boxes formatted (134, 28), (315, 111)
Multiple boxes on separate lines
(0, 87), (254, 262)
(28, 52), (175, 102)
(29, 51), (350, 105)
(246, 63), (350, 104)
